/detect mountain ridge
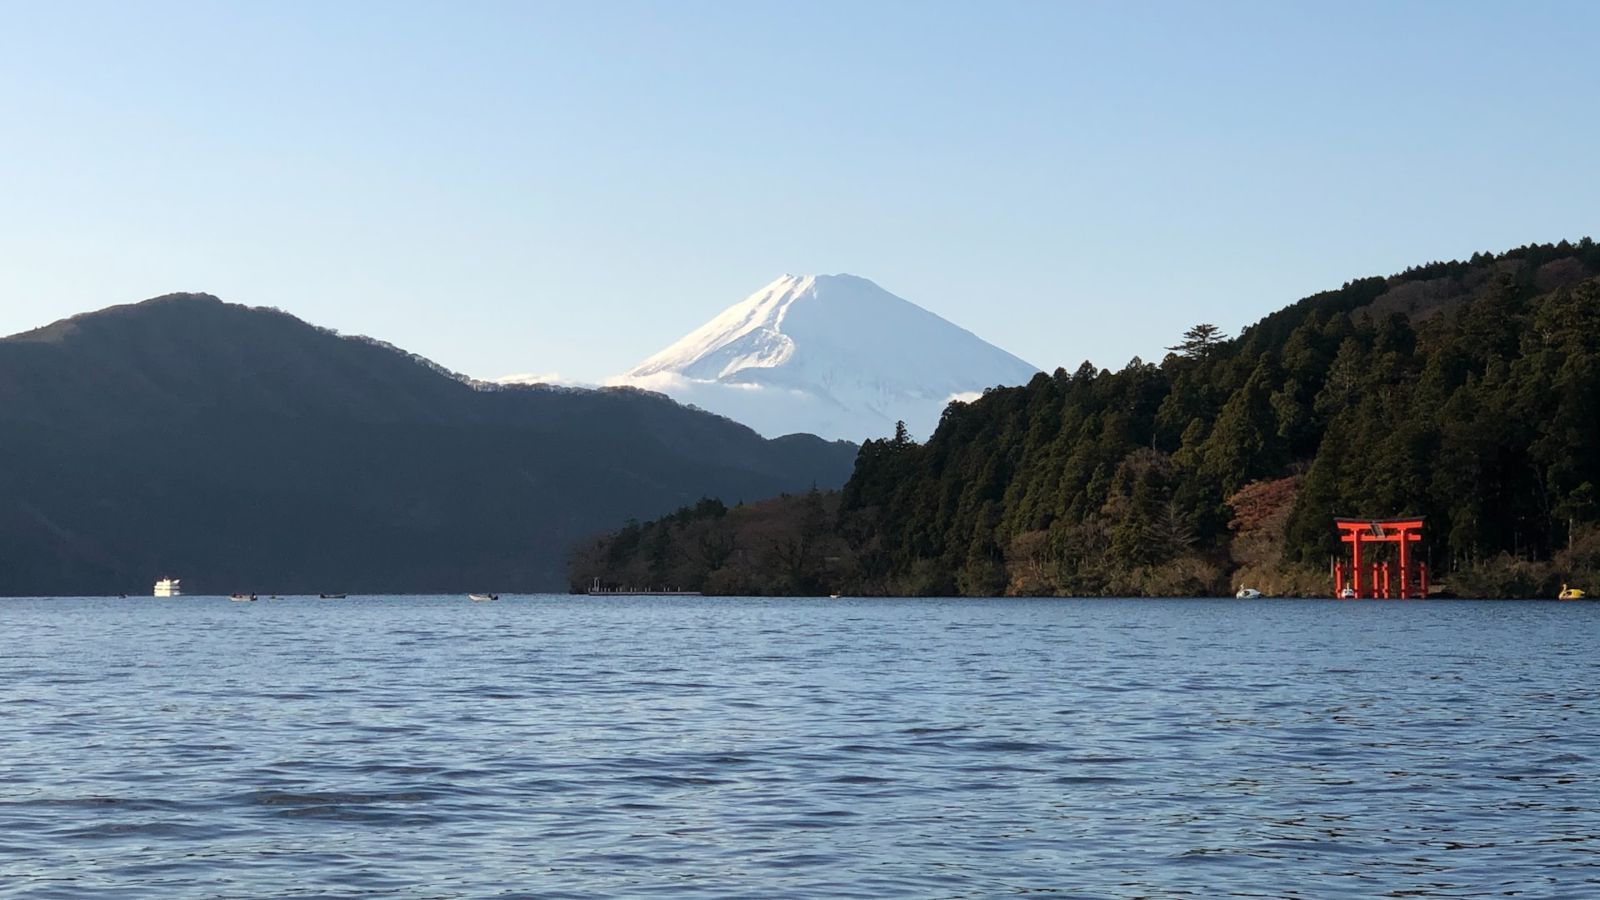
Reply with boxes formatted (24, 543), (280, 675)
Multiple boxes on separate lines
(0, 294), (858, 595)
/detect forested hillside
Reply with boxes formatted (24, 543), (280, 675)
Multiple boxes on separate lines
(574, 240), (1600, 598)
(0, 294), (858, 595)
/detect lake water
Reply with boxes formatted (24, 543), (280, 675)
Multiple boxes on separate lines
(2, 596), (1598, 898)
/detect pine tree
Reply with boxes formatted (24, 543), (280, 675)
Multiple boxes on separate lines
(1167, 324), (1229, 358)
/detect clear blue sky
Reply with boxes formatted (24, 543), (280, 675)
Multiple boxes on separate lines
(2, 1), (1595, 381)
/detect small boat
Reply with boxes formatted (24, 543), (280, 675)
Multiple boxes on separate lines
(1235, 587), (1262, 600)
(318, 593), (347, 599)
(1338, 587), (1357, 599)
(829, 593), (841, 599)
(1559, 584), (1587, 600)
(229, 594), (257, 602)
(153, 578), (182, 598)
(468, 593), (498, 602)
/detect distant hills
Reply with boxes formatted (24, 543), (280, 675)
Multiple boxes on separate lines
(606, 274), (1039, 442)
(0, 294), (857, 595)
(575, 240), (1600, 599)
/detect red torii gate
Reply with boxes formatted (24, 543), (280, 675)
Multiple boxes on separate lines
(1334, 517), (1427, 599)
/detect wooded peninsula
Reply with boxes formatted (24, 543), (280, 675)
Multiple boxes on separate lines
(572, 240), (1600, 599)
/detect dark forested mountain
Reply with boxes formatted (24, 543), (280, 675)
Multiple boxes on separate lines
(0, 294), (857, 595)
(575, 239), (1600, 598)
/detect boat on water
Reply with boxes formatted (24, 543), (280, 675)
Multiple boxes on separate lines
(1338, 587), (1357, 599)
(1235, 587), (1262, 600)
(468, 593), (498, 602)
(153, 578), (182, 598)
(318, 593), (347, 599)
(1559, 584), (1587, 600)
(229, 594), (257, 602)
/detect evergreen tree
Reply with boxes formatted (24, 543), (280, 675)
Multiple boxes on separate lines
(1167, 323), (1229, 358)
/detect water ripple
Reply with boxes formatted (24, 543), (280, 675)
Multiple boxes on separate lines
(2, 595), (1600, 897)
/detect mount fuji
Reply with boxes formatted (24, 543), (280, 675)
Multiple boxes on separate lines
(612, 274), (1039, 442)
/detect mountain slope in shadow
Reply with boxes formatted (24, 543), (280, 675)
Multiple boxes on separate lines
(0, 294), (857, 595)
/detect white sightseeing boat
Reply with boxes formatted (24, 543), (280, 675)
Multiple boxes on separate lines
(153, 578), (182, 598)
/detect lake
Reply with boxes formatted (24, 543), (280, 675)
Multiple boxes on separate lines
(2, 595), (1598, 897)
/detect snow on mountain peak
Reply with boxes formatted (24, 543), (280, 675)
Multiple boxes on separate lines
(629, 273), (849, 380)
(614, 274), (1039, 442)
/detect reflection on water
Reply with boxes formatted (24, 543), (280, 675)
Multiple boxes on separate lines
(2, 595), (1598, 897)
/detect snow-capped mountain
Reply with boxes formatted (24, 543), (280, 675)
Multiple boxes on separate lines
(612, 274), (1039, 442)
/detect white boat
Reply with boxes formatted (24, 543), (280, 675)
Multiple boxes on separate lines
(153, 578), (182, 598)
(1235, 587), (1262, 599)
(1338, 587), (1357, 599)
(468, 593), (498, 602)
(229, 594), (256, 602)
